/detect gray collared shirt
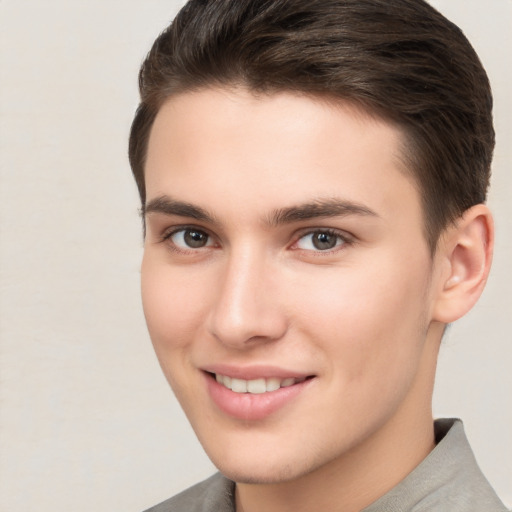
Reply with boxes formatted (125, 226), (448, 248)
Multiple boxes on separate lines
(144, 419), (508, 512)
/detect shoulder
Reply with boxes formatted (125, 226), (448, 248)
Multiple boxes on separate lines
(142, 473), (235, 512)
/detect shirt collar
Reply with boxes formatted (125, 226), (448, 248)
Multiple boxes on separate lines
(362, 418), (506, 511)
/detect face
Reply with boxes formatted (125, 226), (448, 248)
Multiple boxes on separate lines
(141, 88), (443, 484)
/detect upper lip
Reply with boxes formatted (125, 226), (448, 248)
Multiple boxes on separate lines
(201, 364), (313, 380)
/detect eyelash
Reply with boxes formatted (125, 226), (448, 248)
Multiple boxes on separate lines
(159, 226), (353, 255)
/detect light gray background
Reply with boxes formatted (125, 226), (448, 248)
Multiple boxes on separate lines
(0, 1), (510, 510)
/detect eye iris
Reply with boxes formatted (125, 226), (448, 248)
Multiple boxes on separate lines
(184, 230), (208, 248)
(312, 232), (337, 250)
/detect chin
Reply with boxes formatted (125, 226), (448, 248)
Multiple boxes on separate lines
(205, 441), (332, 485)
(216, 461), (303, 485)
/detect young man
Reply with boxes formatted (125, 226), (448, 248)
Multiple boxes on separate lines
(129, 1), (507, 510)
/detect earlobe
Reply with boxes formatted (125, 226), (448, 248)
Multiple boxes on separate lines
(432, 204), (494, 324)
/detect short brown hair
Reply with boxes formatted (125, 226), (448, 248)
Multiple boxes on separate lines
(129, 0), (494, 251)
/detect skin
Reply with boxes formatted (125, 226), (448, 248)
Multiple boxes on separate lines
(141, 88), (493, 512)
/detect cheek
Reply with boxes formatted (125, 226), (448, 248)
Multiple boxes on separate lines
(292, 257), (431, 378)
(140, 256), (214, 410)
(140, 255), (210, 353)
(293, 265), (431, 438)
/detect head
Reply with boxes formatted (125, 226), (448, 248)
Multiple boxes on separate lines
(130, 0), (495, 493)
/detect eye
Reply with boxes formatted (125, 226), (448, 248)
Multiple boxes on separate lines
(169, 228), (213, 249)
(295, 230), (346, 251)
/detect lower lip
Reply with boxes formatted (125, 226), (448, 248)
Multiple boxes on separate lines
(205, 373), (313, 421)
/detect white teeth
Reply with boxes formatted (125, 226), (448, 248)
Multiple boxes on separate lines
(231, 378), (247, 393)
(214, 374), (306, 394)
(247, 378), (266, 394)
(265, 377), (281, 392)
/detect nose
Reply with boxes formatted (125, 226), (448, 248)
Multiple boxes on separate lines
(207, 247), (288, 349)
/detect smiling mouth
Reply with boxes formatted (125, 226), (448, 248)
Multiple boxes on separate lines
(204, 370), (315, 420)
(210, 372), (312, 394)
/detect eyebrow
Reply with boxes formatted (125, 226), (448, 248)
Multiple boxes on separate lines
(144, 196), (216, 223)
(267, 198), (379, 226)
(143, 195), (378, 226)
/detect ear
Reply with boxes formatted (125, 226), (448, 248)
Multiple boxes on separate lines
(432, 204), (494, 323)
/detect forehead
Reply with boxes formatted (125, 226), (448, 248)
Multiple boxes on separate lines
(144, 87), (421, 228)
